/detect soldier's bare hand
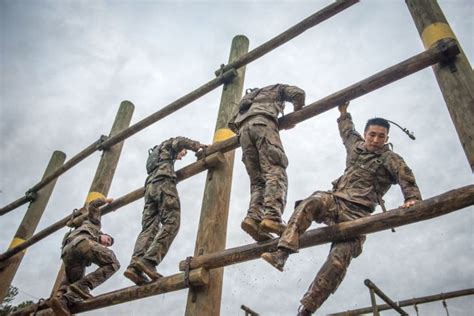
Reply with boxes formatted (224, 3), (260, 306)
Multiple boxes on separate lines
(338, 101), (350, 114)
(400, 199), (417, 208)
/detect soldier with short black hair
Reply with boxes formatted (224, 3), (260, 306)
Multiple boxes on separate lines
(229, 83), (305, 242)
(48, 197), (118, 316)
(261, 101), (421, 315)
(124, 137), (207, 285)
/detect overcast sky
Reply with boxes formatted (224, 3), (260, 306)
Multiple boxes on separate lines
(1, 1), (473, 315)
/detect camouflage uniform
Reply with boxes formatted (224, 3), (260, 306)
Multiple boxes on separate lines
(59, 199), (120, 306)
(129, 137), (201, 269)
(278, 112), (422, 313)
(230, 84), (305, 222)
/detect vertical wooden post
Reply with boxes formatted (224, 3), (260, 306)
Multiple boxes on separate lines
(50, 101), (134, 294)
(369, 288), (380, 316)
(185, 35), (249, 316)
(406, 0), (474, 171)
(0, 151), (66, 302)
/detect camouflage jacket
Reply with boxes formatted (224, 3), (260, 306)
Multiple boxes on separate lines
(146, 137), (201, 185)
(332, 113), (421, 211)
(230, 84), (305, 131)
(62, 201), (102, 254)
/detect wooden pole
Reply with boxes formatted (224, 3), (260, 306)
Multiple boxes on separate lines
(328, 288), (474, 316)
(241, 304), (260, 316)
(198, 38), (461, 159)
(0, 152), (225, 264)
(11, 268), (209, 315)
(178, 185), (474, 271)
(0, 0), (359, 216)
(185, 35), (248, 316)
(1, 39), (460, 263)
(406, 0), (474, 172)
(369, 287), (380, 316)
(364, 279), (408, 316)
(50, 101), (134, 295)
(0, 151), (66, 303)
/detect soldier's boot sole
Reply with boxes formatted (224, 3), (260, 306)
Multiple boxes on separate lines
(261, 252), (285, 272)
(69, 283), (92, 300)
(241, 218), (273, 242)
(124, 267), (150, 286)
(260, 219), (287, 236)
(47, 297), (71, 316)
(135, 259), (163, 281)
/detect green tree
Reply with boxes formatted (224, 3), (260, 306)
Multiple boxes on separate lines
(0, 286), (33, 316)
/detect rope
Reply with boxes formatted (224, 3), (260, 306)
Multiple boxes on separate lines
(442, 299), (450, 316)
(32, 298), (45, 315)
(413, 303), (419, 316)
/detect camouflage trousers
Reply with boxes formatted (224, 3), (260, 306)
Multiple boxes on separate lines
(278, 191), (368, 313)
(130, 177), (180, 268)
(239, 116), (288, 222)
(61, 236), (120, 305)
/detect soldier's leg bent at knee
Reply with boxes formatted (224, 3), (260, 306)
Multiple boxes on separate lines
(83, 244), (120, 290)
(278, 196), (323, 252)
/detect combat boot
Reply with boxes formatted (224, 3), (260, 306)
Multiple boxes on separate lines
(297, 305), (312, 316)
(260, 248), (289, 272)
(241, 217), (273, 242)
(135, 258), (163, 280)
(124, 266), (151, 285)
(69, 283), (92, 300)
(260, 218), (287, 236)
(47, 296), (71, 316)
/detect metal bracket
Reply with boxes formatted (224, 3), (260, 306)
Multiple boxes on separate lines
(437, 39), (459, 73)
(184, 256), (193, 288)
(96, 135), (109, 151)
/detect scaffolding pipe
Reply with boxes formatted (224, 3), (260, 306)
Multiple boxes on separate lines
(0, 39), (460, 263)
(0, 0), (358, 216)
(178, 185), (474, 271)
(364, 279), (408, 316)
(328, 288), (474, 316)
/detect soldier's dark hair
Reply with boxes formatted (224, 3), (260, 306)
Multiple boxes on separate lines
(364, 118), (390, 133)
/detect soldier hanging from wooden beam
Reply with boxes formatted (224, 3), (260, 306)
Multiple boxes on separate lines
(124, 137), (207, 285)
(229, 83), (306, 242)
(261, 101), (422, 315)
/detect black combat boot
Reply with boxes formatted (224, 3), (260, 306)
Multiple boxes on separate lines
(124, 266), (151, 285)
(260, 248), (289, 272)
(135, 258), (163, 280)
(297, 305), (312, 316)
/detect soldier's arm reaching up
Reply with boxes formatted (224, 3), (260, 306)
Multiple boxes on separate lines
(337, 101), (363, 153)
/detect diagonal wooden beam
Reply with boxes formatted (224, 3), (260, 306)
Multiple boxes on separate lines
(178, 185), (474, 271)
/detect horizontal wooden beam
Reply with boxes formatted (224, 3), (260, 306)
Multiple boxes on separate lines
(0, 39), (461, 263)
(0, 153), (225, 264)
(328, 288), (474, 315)
(178, 185), (474, 271)
(200, 38), (460, 158)
(11, 268), (209, 315)
(0, 0), (358, 216)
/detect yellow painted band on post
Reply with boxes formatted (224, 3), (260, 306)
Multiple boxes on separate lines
(421, 23), (455, 49)
(9, 237), (25, 250)
(86, 191), (106, 203)
(213, 128), (236, 143)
